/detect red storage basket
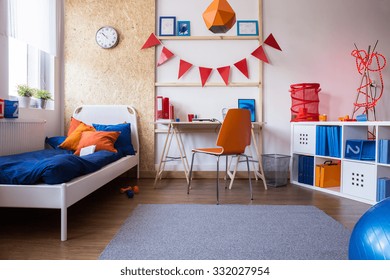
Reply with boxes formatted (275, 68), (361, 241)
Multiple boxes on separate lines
(290, 83), (321, 122)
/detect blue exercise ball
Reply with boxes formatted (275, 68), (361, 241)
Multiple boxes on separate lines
(349, 197), (390, 260)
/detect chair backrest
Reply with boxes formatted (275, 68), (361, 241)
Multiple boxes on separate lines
(216, 108), (252, 154)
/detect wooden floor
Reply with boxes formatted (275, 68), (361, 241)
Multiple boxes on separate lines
(0, 177), (371, 260)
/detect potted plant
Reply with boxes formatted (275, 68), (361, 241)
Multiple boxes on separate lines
(33, 89), (52, 109)
(16, 84), (34, 108)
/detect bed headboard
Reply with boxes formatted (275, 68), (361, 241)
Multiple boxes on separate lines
(72, 105), (139, 154)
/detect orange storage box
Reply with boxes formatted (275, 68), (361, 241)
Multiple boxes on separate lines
(315, 161), (341, 188)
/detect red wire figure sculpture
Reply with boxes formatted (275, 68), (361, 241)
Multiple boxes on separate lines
(351, 41), (386, 124)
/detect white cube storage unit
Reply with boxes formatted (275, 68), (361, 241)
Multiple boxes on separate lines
(292, 124), (316, 154)
(342, 161), (376, 202)
(291, 121), (390, 205)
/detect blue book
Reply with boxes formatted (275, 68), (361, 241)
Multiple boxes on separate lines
(377, 177), (390, 202)
(377, 178), (384, 202)
(379, 139), (390, 164)
(298, 155), (304, 183)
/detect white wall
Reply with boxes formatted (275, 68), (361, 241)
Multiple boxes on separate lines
(155, 0), (390, 171)
(263, 0), (390, 155)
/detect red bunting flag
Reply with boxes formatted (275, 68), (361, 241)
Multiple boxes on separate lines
(264, 33), (282, 51)
(141, 33), (161, 49)
(251, 45), (269, 64)
(234, 58), (249, 79)
(178, 59), (193, 79)
(157, 47), (175, 66)
(199, 67), (213, 87)
(217, 66), (230, 85)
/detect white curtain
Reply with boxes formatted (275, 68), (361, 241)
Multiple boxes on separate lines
(8, 0), (59, 56)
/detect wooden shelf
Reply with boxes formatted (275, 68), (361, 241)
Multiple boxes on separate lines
(157, 36), (260, 41)
(155, 82), (261, 87)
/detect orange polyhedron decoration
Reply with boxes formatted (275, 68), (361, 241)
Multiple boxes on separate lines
(202, 0), (236, 33)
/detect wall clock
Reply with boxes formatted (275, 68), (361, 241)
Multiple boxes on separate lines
(95, 26), (119, 49)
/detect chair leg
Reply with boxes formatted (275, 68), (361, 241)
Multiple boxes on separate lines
(216, 156), (220, 205)
(187, 152), (196, 194)
(245, 155), (253, 201)
(225, 156), (228, 189)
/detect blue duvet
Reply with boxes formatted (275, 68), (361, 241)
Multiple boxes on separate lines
(0, 149), (123, 185)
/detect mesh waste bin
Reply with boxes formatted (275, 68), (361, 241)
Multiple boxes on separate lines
(262, 154), (291, 187)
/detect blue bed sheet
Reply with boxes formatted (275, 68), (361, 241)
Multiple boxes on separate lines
(0, 149), (123, 185)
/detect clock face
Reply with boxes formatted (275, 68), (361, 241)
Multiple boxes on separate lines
(96, 26), (119, 49)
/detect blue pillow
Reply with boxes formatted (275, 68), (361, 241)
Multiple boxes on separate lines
(45, 136), (66, 149)
(92, 123), (135, 156)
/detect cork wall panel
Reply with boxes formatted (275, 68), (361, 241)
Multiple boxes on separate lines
(64, 0), (155, 174)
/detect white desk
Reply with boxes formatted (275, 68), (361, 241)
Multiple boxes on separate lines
(154, 121), (267, 189)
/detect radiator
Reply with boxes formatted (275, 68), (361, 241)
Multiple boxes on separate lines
(0, 119), (46, 156)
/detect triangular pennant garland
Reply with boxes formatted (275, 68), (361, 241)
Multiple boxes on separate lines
(157, 47), (175, 66)
(141, 33), (161, 49)
(217, 66), (231, 85)
(251, 45), (269, 64)
(178, 59), (193, 79)
(264, 33), (282, 51)
(141, 33), (282, 85)
(199, 67), (213, 87)
(234, 58), (249, 79)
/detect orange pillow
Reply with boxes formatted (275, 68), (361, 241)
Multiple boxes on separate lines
(75, 131), (121, 155)
(67, 117), (82, 136)
(59, 122), (96, 151)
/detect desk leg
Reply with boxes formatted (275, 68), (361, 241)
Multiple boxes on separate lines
(154, 124), (173, 187)
(173, 126), (190, 183)
(251, 127), (267, 190)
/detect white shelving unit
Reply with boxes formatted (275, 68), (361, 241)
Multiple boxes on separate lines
(290, 121), (390, 205)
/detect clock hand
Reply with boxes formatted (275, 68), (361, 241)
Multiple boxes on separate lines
(101, 32), (108, 39)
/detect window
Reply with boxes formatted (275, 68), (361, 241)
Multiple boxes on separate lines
(7, 0), (59, 109)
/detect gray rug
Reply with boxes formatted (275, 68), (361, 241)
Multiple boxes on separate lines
(99, 204), (351, 260)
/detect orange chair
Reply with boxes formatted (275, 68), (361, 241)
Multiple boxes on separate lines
(187, 108), (253, 204)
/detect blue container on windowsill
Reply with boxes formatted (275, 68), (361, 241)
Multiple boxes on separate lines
(4, 100), (19, 118)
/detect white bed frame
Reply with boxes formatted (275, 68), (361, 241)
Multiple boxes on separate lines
(0, 105), (139, 241)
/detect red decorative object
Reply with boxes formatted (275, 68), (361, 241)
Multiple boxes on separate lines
(178, 59), (193, 79)
(163, 97), (170, 119)
(351, 41), (386, 123)
(155, 96), (163, 120)
(264, 33), (282, 51)
(217, 66), (230, 85)
(141, 33), (161, 49)
(251, 45), (269, 63)
(234, 58), (249, 79)
(157, 47), (175, 66)
(140, 32), (283, 86)
(202, 0), (236, 33)
(199, 67), (213, 87)
(290, 83), (321, 122)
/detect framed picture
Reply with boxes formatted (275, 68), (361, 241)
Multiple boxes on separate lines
(159, 16), (176, 36)
(238, 99), (256, 122)
(237, 20), (259, 36)
(177, 21), (191, 36)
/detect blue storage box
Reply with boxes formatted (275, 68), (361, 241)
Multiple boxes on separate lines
(361, 140), (375, 160)
(4, 100), (19, 118)
(345, 139), (375, 160)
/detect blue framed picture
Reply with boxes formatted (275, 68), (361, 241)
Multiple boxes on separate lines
(238, 99), (256, 122)
(159, 16), (176, 36)
(237, 20), (259, 36)
(177, 21), (190, 36)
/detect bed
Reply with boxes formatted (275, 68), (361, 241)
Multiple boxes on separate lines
(0, 105), (139, 241)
